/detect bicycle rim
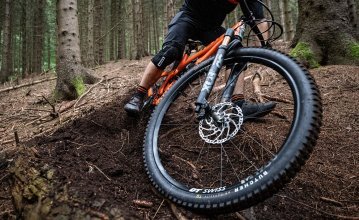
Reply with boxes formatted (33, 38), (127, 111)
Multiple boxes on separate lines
(144, 48), (322, 212)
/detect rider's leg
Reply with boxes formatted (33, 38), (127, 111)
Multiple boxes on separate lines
(139, 62), (162, 89)
(124, 44), (183, 115)
(124, 12), (196, 115)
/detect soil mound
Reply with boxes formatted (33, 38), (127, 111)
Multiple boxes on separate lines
(0, 61), (358, 219)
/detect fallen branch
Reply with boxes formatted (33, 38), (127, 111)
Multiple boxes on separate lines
(320, 197), (344, 207)
(86, 161), (111, 181)
(74, 77), (105, 109)
(0, 77), (57, 94)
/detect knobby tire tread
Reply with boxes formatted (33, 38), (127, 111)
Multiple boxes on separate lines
(143, 47), (323, 214)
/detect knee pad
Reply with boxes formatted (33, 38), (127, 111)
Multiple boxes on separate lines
(152, 44), (182, 70)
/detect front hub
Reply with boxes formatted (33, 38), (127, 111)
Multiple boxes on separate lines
(198, 102), (243, 144)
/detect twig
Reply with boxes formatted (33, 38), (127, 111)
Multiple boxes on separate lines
(276, 194), (359, 220)
(172, 155), (198, 172)
(86, 161), (111, 181)
(0, 173), (10, 182)
(153, 199), (165, 219)
(160, 125), (187, 139)
(66, 140), (97, 150)
(0, 77), (57, 93)
(74, 77), (105, 109)
(262, 95), (292, 104)
(58, 100), (76, 113)
(1, 139), (14, 145)
(88, 210), (109, 220)
(252, 72), (264, 102)
(41, 95), (57, 117)
(169, 202), (188, 220)
(235, 212), (246, 220)
(23, 108), (53, 113)
(14, 129), (19, 147)
(270, 111), (289, 121)
(25, 114), (51, 126)
(320, 197), (344, 207)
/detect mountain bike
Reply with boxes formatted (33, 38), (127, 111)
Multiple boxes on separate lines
(143, 1), (322, 213)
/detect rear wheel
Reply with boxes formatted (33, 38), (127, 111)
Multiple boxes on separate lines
(144, 48), (322, 213)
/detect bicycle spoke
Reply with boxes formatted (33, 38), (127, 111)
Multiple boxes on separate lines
(155, 57), (296, 190)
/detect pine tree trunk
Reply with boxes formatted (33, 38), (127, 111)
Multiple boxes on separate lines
(21, 1), (28, 76)
(26, 2), (34, 75)
(32, 0), (45, 74)
(152, 0), (159, 52)
(167, 0), (175, 22)
(279, 0), (294, 41)
(94, 0), (104, 65)
(132, 0), (145, 59)
(142, 0), (150, 56)
(0, 2), (3, 51)
(129, 0), (135, 59)
(0, 0), (12, 82)
(118, 0), (127, 59)
(47, 30), (51, 70)
(78, 0), (88, 65)
(347, 0), (358, 31)
(293, 0), (359, 65)
(55, 0), (98, 100)
(110, 0), (118, 61)
(86, 0), (95, 67)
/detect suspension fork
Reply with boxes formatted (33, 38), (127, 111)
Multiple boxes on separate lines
(220, 62), (247, 103)
(195, 28), (234, 120)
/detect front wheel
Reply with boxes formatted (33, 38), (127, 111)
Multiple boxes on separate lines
(144, 48), (322, 213)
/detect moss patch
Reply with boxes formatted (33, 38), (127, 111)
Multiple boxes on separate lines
(349, 42), (359, 59)
(290, 42), (320, 68)
(71, 76), (86, 96)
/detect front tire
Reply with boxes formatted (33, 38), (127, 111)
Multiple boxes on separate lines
(144, 48), (322, 213)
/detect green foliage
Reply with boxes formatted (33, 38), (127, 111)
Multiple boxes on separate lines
(290, 42), (320, 68)
(349, 42), (359, 59)
(71, 76), (86, 96)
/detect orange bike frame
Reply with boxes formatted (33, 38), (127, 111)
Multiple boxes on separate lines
(151, 21), (244, 105)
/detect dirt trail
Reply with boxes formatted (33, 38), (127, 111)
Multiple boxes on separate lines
(0, 59), (358, 219)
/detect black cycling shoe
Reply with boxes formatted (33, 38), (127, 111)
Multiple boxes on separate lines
(124, 94), (144, 116)
(235, 100), (276, 121)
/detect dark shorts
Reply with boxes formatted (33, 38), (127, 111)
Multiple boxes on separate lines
(163, 11), (226, 51)
(239, 0), (265, 20)
(152, 1), (264, 69)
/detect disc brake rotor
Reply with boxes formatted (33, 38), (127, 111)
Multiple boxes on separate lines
(199, 102), (243, 144)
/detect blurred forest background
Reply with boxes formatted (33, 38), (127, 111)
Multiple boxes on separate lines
(0, 0), (299, 81)
(0, 0), (357, 84)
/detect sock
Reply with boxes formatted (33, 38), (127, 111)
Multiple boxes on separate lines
(135, 85), (148, 98)
(232, 94), (244, 102)
(232, 94), (245, 106)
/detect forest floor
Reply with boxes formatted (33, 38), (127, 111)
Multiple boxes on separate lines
(0, 55), (358, 219)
